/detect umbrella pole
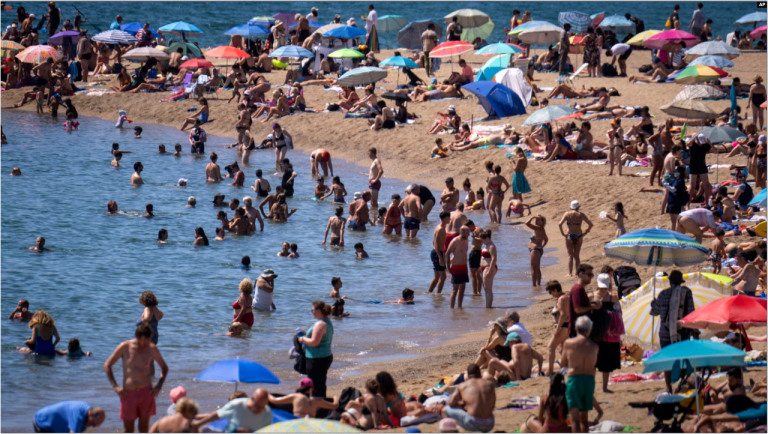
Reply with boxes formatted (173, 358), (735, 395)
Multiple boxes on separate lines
(694, 358), (700, 421)
(651, 246), (659, 349)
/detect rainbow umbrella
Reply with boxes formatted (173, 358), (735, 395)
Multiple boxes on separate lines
(1, 40), (25, 57)
(365, 24), (380, 53)
(644, 29), (699, 50)
(258, 419), (361, 433)
(661, 99), (717, 119)
(626, 29), (662, 47)
(16, 45), (60, 63)
(604, 228), (709, 268)
(674, 64), (728, 85)
(328, 48), (364, 59)
(751, 25), (767, 39)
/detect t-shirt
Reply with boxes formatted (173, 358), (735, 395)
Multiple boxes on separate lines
(216, 399), (273, 432)
(421, 29), (438, 52)
(736, 183), (754, 207)
(691, 9), (706, 28)
(461, 64), (473, 82)
(110, 21), (121, 30)
(610, 43), (631, 56)
(735, 402), (767, 424)
(680, 208), (717, 229)
(507, 323), (533, 346)
(366, 9), (378, 32)
(568, 284), (590, 336)
(34, 401), (90, 433)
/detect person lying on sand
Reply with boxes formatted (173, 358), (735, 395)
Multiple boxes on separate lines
(267, 378), (339, 418)
(576, 88), (611, 113)
(546, 84), (598, 99)
(452, 125), (517, 152)
(412, 81), (464, 102)
(581, 106), (641, 121)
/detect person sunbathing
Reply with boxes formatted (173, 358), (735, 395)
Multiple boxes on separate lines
(412, 81), (464, 102)
(452, 126), (517, 151)
(543, 132), (578, 162)
(251, 90), (284, 120)
(546, 84), (597, 99)
(267, 379), (339, 418)
(628, 67), (671, 83)
(338, 86), (360, 110)
(582, 106), (641, 120)
(576, 88), (611, 113)
(448, 124), (472, 147)
(428, 106), (461, 134)
(345, 85), (378, 113)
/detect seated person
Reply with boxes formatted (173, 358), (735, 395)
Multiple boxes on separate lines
(428, 106), (461, 134)
(267, 379), (339, 418)
(474, 319), (512, 370)
(448, 59), (474, 86)
(338, 86), (360, 110)
(685, 396), (766, 433)
(486, 332), (544, 381)
(708, 368), (746, 405)
(543, 132), (578, 162)
(432, 138), (450, 159)
(345, 85), (378, 113)
(290, 86), (306, 111)
(369, 101), (395, 131)
(448, 124), (472, 147)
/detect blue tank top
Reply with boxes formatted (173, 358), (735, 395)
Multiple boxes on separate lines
(136, 312), (159, 344)
(35, 328), (56, 356)
(305, 318), (333, 359)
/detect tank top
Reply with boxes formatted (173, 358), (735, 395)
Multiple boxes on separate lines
(253, 286), (273, 311)
(305, 318), (333, 359)
(136, 312), (159, 344)
(35, 327), (56, 356)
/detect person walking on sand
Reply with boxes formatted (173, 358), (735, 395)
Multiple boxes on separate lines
(104, 324), (168, 433)
(429, 211), (450, 294)
(545, 281), (570, 376)
(479, 229), (498, 309)
(441, 364), (496, 433)
(368, 147), (384, 218)
(446, 225), (470, 309)
(561, 316), (599, 433)
(558, 200), (593, 277)
(568, 264), (601, 339)
(401, 185), (422, 239)
(321, 206), (346, 247)
(525, 214), (548, 287)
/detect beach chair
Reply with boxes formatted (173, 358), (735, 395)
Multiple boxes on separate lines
(185, 74), (210, 98)
(173, 72), (193, 92)
(559, 63), (588, 85)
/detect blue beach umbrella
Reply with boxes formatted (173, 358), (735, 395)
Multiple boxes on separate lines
(120, 22), (159, 38)
(688, 55), (735, 69)
(475, 54), (512, 81)
(461, 81), (526, 119)
(643, 339), (746, 374)
(749, 188), (766, 207)
(195, 359), (281, 391)
(379, 56), (418, 68)
(323, 25), (367, 39)
(336, 67), (388, 87)
(522, 105), (579, 126)
(599, 15), (636, 35)
(268, 45), (314, 58)
(735, 12), (767, 26)
(475, 42), (524, 56)
(158, 21), (203, 37)
(558, 11), (592, 34)
(225, 23), (270, 37)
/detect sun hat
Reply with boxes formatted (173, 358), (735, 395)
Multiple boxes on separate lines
(275, 20), (283, 27)
(439, 418), (459, 433)
(170, 386), (186, 404)
(597, 273), (611, 289)
(299, 378), (314, 389)
(504, 332), (521, 346)
(489, 317), (507, 331)
(261, 269), (278, 279)
(447, 104), (456, 112)
(570, 200), (581, 209)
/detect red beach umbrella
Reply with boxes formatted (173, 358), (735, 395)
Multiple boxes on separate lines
(679, 294), (767, 331)
(179, 58), (214, 69)
(205, 46), (250, 59)
(429, 41), (473, 57)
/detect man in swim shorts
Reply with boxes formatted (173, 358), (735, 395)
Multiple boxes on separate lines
(322, 206), (346, 246)
(446, 225), (470, 309)
(105, 324), (168, 433)
(401, 185), (422, 238)
(349, 191), (372, 231)
(310, 148), (333, 178)
(441, 177), (460, 212)
(560, 316), (599, 433)
(368, 147), (383, 218)
(442, 364), (496, 433)
(429, 211), (451, 294)
(445, 203), (468, 254)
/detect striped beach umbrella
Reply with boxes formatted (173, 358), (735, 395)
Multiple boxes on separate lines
(644, 29), (699, 50)
(620, 272), (732, 348)
(604, 228), (710, 267)
(558, 11), (592, 34)
(688, 55), (735, 69)
(674, 65), (728, 85)
(626, 29), (662, 46)
(92, 29), (138, 44)
(328, 48), (364, 59)
(16, 45), (60, 63)
(269, 45), (313, 58)
(661, 99), (718, 119)
(248, 16), (275, 27)
(336, 67), (387, 87)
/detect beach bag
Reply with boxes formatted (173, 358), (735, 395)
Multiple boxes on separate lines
(614, 266), (641, 298)
(601, 63), (618, 78)
(292, 334), (307, 374)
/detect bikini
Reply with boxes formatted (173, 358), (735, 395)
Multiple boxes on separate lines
(490, 183), (503, 198)
(479, 250), (498, 272)
(566, 221), (582, 243)
(528, 234), (544, 253)
(232, 300), (254, 328)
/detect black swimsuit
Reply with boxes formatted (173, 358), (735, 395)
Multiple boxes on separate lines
(256, 180), (269, 197)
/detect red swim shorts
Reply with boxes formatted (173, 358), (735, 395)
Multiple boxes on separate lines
(120, 386), (156, 421)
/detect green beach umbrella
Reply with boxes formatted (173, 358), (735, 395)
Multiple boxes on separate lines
(461, 19), (495, 43)
(328, 48), (364, 59)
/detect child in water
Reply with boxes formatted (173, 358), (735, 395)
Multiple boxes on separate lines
(174, 143), (182, 157)
(289, 243), (299, 258)
(354, 242), (369, 259)
(111, 151), (122, 167)
(56, 338), (92, 357)
(315, 177), (329, 199)
(134, 126), (142, 139)
(321, 176), (347, 203)
(330, 277), (349, 317)
(158, 144), (166, 154)
(64, 112), (79, 130)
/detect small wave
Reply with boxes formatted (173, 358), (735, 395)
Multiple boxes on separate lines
(396, 340), (419, 349)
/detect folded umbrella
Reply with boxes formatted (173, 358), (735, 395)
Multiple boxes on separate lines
(661, 99), (717, 120)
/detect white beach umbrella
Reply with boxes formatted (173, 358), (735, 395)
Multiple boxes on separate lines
(123, 46), (170, 61)
(91, 30), (138, 44)
(518, 24), (564, 46)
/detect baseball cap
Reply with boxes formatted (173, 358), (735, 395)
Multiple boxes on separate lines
(299, 378), (314, 389)
(504, 332), (521, 346)
(431, 77), (438, 84)
(597, 273), (611, 289)
(170, 386), (186, 404)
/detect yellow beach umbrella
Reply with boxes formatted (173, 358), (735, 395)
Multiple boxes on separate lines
(627, 30), (662, 47)
(620, 272), (732, 349)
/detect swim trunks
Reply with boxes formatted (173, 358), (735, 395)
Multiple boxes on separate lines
(431, 249), (446, 272)
(565, 374), (595, 412)
(120, 386), (156, 421)
(403, 216), (420, 231)
(450, 264), (469, 284)
(369, 179), (381, 191)
(468, 250), (482, 269)
(444, 406), (494, 433)
(444, 232), (459, 252)
(349, 220), (367, 230)
(330, 236), (341, 246)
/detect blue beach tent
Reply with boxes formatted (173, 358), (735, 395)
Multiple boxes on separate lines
(461, 82), (526, 119)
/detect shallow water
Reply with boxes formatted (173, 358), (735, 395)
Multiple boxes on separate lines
(0, 110), (554, 431)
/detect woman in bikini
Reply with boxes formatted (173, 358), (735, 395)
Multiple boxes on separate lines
(479, 229), (498, 309)
(269, 194), (296, 222)
(582, 106), (641, 121)
(525, 373), (570, 433)
(370, 101), (396, 131)
(546, 84), (597, 99)
(575, 121), (606, 160)
(558, 200), (593, 277)
(269, 123), (292, 169)
(338, 86), (360, 111)
(262, 91), (291, 122)
(486, 165), (510, 224)
(346, 85), (378, 113)
(449, 124), (472, 148)
(463, 178), (476, 209)
(626, 106), (654, 138)
(232, 278), (254, 330)
(525, 214), (548, 287)
(345, 379), (394, 430)
(607, 119), (625, 177)
(376, 371), (426, 428)
(545, 281), (569, 376)
(475, 318), (511, 369)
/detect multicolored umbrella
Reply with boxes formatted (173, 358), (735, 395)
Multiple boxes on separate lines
(518, 23), (564, 46)
(522, 105), (579, 127)
(158, 21), (203, 37)
(179, 58), (214, 69)
(336, 66), (387, 87)
(429, 41), (473, 58)
(558, 11), (592, 34)
(225, 23), (270, 37)
(621, 273), (732, 348)
(328, 48), (364, 59)
(751, 25), (767, 39)
(685, 40), (741, 60)
(661, 99), (718, 120)
(92, 29), (138, 44)
(688, 55), (735, 69)
(248, 16), (276, 27)
(644, 29), (699, 50)
(735, 12), (767, 26)
(626, 30), (662, 47)
(461, 19), (494, 43)
(15, 45), (60, 63)
(674, 64), (728, 84)
(444, 9), (490, 28)
(258, 419), (361, 433)
(680, 295), (766, 332)
(1, 40), (25, 57)
(599, 15), (635, 34)
(604, 228), (710, 267)
(475, 42), (524, 56)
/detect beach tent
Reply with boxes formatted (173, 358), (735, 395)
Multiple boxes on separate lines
(397, 20), (443, 50)
(491, 68), (533, 106)
(167, 41), (203, 59)
(461, 81), (526, 119)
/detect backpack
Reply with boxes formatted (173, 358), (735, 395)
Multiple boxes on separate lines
(638, 64), (653, 73)
(601, 63), (618, 78)
(613, 266), (641, 298)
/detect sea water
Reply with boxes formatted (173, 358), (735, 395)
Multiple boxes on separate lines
(1, 111), (550, 431)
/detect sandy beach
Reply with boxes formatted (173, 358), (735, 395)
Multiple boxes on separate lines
(3, 46), (766, 432)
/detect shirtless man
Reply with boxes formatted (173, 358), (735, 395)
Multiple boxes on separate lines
(322, 206), (346, 246)
(487, 332), (544, 381)
(446, 226), (470, 309)
(441, 364), (496, 433)
(577, 88), (611, 114)
(259, 186), (283, 218)
(445, 203), (468, 254)
(131, 162), (144, 186)
(29, 237), (53, 252)
(441, 177), (460, 212)
(31, 56), (54, 90)
(229, 208), (255, 236)
(467, 221), (484, 296)
(267, 378), (339, 418)
(368, 148), (384, 217)
(242, 197), (264, 232)
(104, 324), (168, 433)
(429, 211), (450, 294)
(8, 299), (34, 321)
(561, 316), (599, 433)
(310, 148), (333, 178)
(401, 185), (422, 238)
(205, 152), (223, 183)
(349, 191), (372, 232)
(168, 48), (183, 74)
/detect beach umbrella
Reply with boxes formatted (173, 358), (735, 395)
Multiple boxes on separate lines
(621, 273), (732, 348)
(518, 24), (564, 46)
(179, 58), (214, 69)
(461, 81), (526, 118)
(605, 228), (710, 268)
(475, 54), (513, 81)
(123, 46), (169, 61)
(643, 340), (746, 373)
(248, 16), (275, 27)
(328, 48), (364, 59)
(258, 419), (361, 433)
(377, 15), (408, 32)
(316, 23), (344, 36)
(680, 295), (766, 332)
(168, 41), (203, 59)
(688, 55), (735, 69)
(674, 65), (728, 85)
(507, 21), (554, 36)
(626, 30), (662, 46)
(522, 105), (579, 127)
(323, 25), (366, 39)
(591, 12), (606, 28)
(751, 25), (767, 39)
(1, 40), (25, 57)
(599, 15), (636, 34)
(268, 45), (314, 58)
(558, 11), (592, 34)
(47, 30), (81, 45)
(429, 41), (473, 58)
(381, 91), (411, 102)
(195, 359), (280, 392)
(444, 9), (490, 28)
(225, 23), (270, 37)
(562, 35), (586, 54)
(158, 21), (202, 37)
(644, 29), (699, 50)
(475, 42), (524, 56)
(735, 12), (767, 26)
(692, 126), (745, 144)
(91, 29), (137, 44)
(16, 45), (61, 63)
(661, 99), (717, 119)
(749, 188), (767, 207)
(379, 56), (418, 68)
(685, 40), (741, 60)
(120, 22), (160, 38)
(462, 20), (495, 43)
(397, 20), (444, 50)
(272, 12), (299, 28)
(205, 46), (249, 59)
(336, 66), (387, 87)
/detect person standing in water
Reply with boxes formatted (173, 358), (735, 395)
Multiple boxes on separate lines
(368, 147), (384, 218)
(233, 278), (254, 329)
(321, 206), (346, 247)
(131, 162), (144, 185)
(136, 291), (163, 347)
(446, 225), (470, 309)
(525, 214), (548, 287)
(479, 229), (498, 309)
(24, 309), (60, 355)
(401, 185), (422, 239)
(429, 211), (450, 294)
(252, 169), (271, 198)
(254, 269), (277, 311)
(206, 152), (223, 183)
(466, 220), (484, 296)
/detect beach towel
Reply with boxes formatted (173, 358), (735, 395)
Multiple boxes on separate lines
(608, 373), (662, 384)
(400, 413), (441, 427)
